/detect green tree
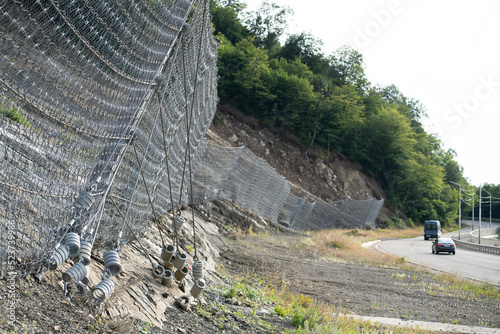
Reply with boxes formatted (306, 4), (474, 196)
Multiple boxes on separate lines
(294, 82), (364, 153)
(244, 0), (293, 54)
(323, 84), (364, 153)
(269, 57), (314, 81)
(413, 132), (442, 164)
(278, 32), (329, 73)
(330, 45), (368, 91)
(442, 152), (464, 184)
(363, 106), (415, 183)
(362, 86), (385, 118)
(381, 84), (428, 130)
(479, 184), (500, 220)
(267, 61), (316, 128)
(210, 0), (249, 44)
(394, 154), (445, 222)
(217, 35), (273, 114)
(438, 184), (459, 225)
(297, 83), (329, 150)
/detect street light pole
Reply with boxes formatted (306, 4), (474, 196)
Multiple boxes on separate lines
(483, 189), (492, 232)
(450, 181), (462, 240)
(479, 184), (482, 244)
(472, 187), (475, 231)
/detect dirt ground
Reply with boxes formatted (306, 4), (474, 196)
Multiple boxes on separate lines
(0, 275), (293, 333)
(1, 226), (499, 333)
(220, 232), (500, 329)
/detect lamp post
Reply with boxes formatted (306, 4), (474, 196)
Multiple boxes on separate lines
(449, 181), (462, 240)
(479, 184), (481, 244)
(471, 187), (475, 231)
(483, 189), (492, 232)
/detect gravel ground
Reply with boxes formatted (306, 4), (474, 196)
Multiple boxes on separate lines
(220, 233), (500, 329)
(1, 231), (499, 333)
(0, 274), (294, 333)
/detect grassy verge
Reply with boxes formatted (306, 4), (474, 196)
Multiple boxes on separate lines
(197, 227), (499, 333)
(433, 272), (500, 301)
(261, 228), (423, 268)
(202, 273), (454, 333)
(288, 228), (500, 300)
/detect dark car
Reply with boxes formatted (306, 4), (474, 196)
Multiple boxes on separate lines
(432, 238), (455, 254)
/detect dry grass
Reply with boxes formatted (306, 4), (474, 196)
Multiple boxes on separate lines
(289, 228), (423, 268)
(228, 227), (473, 333)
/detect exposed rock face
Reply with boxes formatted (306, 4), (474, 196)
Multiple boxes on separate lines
(209, 105), (386, 212)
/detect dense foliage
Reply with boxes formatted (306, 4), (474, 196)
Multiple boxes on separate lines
(210, 0), (489, 225)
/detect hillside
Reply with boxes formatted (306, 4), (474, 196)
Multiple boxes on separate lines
(1, 1), (496, 333)
(3, 206), (499, 333)
(208, 104), (390, 221)
(2, 105), (499, 333)
(212, 0), (469, 225)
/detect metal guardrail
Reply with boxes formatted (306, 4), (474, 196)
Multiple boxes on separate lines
(469, 228), (500, 246)
(452, 236), (500, 256)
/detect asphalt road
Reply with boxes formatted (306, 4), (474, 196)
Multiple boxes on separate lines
(376, 222), (500, 285)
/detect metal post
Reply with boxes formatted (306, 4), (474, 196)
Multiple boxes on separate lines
(450, 181), (462, 240)
(242, 159), (265, 208)
(484, 189), (492, 232)
(458, 185), (461, 240)
(479, 184), (481, 244)
(289, 197), (306, 230)
(471, 188), (474, 231)
(299, 201), (316, 231)
(216, 146), (245, 199)
(330, 197), (350, 229)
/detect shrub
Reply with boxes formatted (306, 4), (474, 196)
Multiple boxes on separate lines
(389, 217), (406, 229)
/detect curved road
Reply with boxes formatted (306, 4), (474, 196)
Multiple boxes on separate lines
(376, 222), (500, 285)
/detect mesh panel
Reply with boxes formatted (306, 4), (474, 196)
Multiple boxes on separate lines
(0, 0), (215, 275)
(0, 0), (383, 277)
(192, 143), (384, 231)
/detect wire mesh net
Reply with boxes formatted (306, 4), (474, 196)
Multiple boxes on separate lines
(0, 0), (383, 278)
(191, 143), (384, 231)
(0, 0), (216, 275)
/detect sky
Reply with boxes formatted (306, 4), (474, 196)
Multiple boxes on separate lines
(242, 0), (500, 186)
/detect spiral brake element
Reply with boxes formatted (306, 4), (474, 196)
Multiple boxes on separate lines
(192, 260), (203, 280)
(92, 279), (115, 303)
(161, 244), (176, 265)
(152, 264), (165, 279)
(173, 252), (187, 270)
(174, 265), (189, 282)
(103, 250), (122, 276)
(62, 262), (87, 283)
(48, 245), (70, 270)
(76, 239), (93, 265)
(162, 269), (174, 287)
(65, 232), (81, 258)
(177, 295), (191, 310)
(74, 190), (95, 210)
(172, 215), (185, 231)
(190, 278), (206, 299)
